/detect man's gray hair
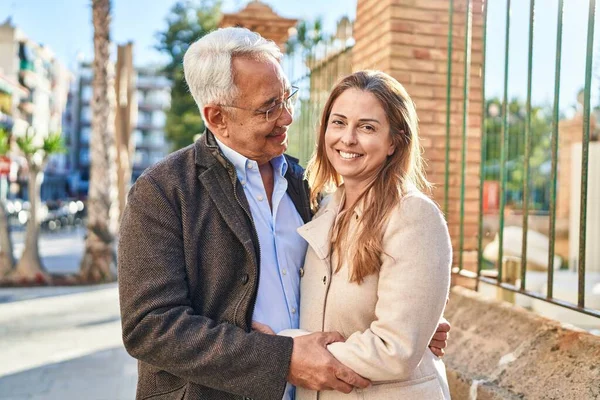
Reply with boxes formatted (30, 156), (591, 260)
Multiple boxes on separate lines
(183, 27), (282, 122)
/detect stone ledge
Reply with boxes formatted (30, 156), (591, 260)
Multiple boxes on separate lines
(445, 286), (600, 399)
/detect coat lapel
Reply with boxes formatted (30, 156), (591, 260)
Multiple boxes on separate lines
(195, 131), (258, 263)
(198, 165), (257, 262)
(297, 189), (343, 260)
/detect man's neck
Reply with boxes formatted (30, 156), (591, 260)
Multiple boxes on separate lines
(259, 162), (275, 209)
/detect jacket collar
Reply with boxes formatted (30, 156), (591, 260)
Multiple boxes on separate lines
(297, 185), (366, 259)
(194, 129), (312, 223)
(296, 186), (343, 259)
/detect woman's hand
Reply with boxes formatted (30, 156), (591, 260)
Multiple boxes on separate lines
(252, 321), (276, 335)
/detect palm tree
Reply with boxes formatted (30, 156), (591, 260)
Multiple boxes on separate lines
(79, 0), (118, 283)
(0, 129), (15, 278)
(10, 131), (65, 283)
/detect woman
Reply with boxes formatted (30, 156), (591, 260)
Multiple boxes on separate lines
(262, 70), (452, 399)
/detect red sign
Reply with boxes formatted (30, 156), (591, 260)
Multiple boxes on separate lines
(0, 156), (11, 176)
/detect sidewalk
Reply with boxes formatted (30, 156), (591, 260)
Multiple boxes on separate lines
(0, 229), (138, 399)
(0, 285), (137, 399)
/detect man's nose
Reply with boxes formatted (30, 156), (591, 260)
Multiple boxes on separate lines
(278, 103), (293, 126)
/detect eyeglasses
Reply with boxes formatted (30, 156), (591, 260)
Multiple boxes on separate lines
(219, 86), (299, 122)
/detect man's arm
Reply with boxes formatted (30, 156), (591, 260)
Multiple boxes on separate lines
(429, 317), (451, 357)
(118, 175), (293, 400)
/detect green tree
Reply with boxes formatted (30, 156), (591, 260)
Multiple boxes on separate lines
(155, 0), (222, 151)
(0, 129), (15, 278)
(484, 97), (553, 209)
(10, 131), (65, 283)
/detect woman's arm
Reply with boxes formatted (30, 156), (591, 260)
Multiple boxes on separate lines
(327, 194), (452, 381)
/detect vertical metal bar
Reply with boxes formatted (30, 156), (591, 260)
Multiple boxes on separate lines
(477, 0), (490, 284)
(548, 0), (564, 299)
(579, 0), (596, 308)
(459, 0), (473, 271)
(497, 0), (511, 283)
(444, 0), (455, 216)
(521, 0), (535, 290)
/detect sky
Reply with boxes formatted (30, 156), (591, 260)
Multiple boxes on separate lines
(0, 0), (356, 69)
(0, 0), (598, 112)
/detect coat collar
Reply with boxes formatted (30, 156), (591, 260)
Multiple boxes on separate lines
(194, 129), (312, 223)
(297, 185), (363, 260)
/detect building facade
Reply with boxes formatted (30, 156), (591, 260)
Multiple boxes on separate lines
(0, 19), (72, 201)
(70, 63), (171, 196)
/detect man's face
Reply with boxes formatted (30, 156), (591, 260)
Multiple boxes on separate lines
(219, 56), (293, 165)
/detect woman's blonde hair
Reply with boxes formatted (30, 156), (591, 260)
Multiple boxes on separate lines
(306, 70), (431, 283)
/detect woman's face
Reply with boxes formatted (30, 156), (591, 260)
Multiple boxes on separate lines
(324, 88), (395, 189)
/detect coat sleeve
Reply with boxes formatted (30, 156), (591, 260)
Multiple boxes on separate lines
(326, 194), (452, 381)
(118, 174), (293, 400)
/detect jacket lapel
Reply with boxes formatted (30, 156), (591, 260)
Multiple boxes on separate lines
(195, 132), (258, 263)
(297, 189), (342, 260)
(284, 156), (312, 224)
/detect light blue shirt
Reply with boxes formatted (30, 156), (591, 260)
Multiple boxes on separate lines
(216, 138), (307, 400)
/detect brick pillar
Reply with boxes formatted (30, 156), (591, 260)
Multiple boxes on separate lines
(353, 0), (484, 272)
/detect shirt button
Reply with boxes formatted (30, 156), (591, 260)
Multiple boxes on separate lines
(241, 273), (249, 285)
(257, 195), (264, 201)
(240, 179), (246, 185)
(291, 307), (297, 314)
(247, 163), (253, 169)
(282, 269), (287, 275)
(299, 268), (304, 277)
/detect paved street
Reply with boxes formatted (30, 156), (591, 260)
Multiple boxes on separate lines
(0, 229), (137, 399)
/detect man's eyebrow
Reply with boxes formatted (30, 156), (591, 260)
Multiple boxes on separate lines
(258, 96), (278, 109)
(258, 86), (292, 109)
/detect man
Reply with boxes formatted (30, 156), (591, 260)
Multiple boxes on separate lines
(118, 27), (449, 400)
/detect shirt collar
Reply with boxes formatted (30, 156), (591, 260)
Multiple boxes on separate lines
(214, 136), (288, 181)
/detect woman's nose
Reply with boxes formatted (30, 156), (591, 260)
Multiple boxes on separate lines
(340, 127), (357, 146)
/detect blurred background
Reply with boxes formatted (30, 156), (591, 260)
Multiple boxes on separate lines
(0, 0), (599, 399)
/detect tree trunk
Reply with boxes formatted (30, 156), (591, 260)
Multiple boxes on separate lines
(0, 198), (15, 278)
(11, 166), (50, 284)
(80, 0), (118, 283)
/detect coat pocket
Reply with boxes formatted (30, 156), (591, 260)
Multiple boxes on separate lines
(141, 370), (188, 400)
(358, 374), (445, 400)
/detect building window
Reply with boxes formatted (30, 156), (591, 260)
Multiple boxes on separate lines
(81, 85), (93, 102)
(79, 149), (90, 165)
(152, 111), (166, 127)
(80, 127), (91, 143)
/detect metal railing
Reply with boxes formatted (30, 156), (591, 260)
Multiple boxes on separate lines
(283, 0), (599, 320)
(449, 0), (600, 318)
(283, 38), (353, 166)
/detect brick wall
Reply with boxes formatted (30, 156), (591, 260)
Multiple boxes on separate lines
(353, 0), (484, 272)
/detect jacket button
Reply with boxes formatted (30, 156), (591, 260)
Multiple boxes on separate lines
(323, 276), (327, 285)
(241, 274), (249, 285)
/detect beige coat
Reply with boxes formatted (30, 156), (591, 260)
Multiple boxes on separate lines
(291, 187), (452, 400)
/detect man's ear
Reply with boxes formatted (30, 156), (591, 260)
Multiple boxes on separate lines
(204, 105), (228, 137)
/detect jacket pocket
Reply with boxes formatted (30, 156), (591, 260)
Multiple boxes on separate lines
(141, 384), (187, 400)
(358, 374), (445, 400)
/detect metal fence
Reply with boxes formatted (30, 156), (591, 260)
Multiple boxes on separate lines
(283, 0), (599, 320)
(450, 0), (600, 319)
(283, 39), (353, 166)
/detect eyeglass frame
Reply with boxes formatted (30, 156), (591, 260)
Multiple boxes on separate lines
(218, 86), (299, 122)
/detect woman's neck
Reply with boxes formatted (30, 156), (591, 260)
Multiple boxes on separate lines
(342, 180), (369, 211)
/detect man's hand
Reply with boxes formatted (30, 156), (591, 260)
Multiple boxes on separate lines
(287, 332), (371, 393)
(429, 317), (451, 357)
(251, 321), (276, 335)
